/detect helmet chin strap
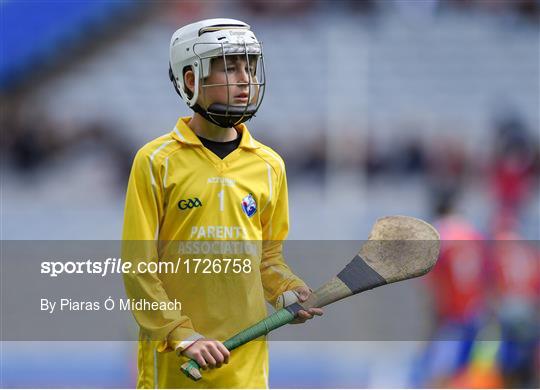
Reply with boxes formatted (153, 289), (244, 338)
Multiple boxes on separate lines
(192, 102), (257, 128)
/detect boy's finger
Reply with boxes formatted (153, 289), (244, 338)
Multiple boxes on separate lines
(193, 352), (207, 369)
(207, 345), (224, 367)
(201, 349), (216, 369)
(308, 308), (323, 316)
(297, 310), (313, 319)
(216, 343), (230, 363)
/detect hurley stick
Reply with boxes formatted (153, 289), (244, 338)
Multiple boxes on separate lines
(181, 215), (440, 381)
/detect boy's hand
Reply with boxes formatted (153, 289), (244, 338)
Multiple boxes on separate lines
(291, 286), (323, 324)
(181, 339), (230, 370)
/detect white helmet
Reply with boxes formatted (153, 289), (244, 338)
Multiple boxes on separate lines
(169, 18), (266, 128)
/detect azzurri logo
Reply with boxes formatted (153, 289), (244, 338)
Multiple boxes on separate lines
(241, 193), (257, 217)
(178, 198), (202, 210)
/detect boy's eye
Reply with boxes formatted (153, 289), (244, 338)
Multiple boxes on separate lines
(223, 64), (256, 75)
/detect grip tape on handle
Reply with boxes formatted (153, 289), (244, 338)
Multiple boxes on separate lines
(181, 307), (296, 381)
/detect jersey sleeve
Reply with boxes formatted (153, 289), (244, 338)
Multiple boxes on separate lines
(122, 149), (199, 353)
(259, 163), (307, 305)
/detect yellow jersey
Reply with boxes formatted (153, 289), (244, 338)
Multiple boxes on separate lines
(122, 117), (306, 388)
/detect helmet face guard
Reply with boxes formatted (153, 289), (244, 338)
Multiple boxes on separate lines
(169, 19), (266, 128)
(192, 42), (266, 128)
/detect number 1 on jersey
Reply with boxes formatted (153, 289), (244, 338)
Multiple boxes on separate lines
(218, 189), (224, 212)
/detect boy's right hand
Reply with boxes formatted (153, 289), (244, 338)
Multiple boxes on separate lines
(181, 339), (230, 369)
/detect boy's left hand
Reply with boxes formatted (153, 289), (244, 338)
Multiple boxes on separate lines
(291, 286), (323, 324)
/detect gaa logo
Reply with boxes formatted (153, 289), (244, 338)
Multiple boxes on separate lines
(178, 198), (202, 210)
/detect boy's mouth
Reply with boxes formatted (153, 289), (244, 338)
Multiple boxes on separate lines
(233, 93), (249, 103)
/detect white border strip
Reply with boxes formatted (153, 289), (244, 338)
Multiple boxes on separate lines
(173, 126), (186, 142)
(150, 140), (173, 161)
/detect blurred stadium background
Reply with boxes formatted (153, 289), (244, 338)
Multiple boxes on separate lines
(1, 0), (539, 388)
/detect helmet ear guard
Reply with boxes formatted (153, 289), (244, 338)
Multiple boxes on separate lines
(169, 62), (202, 107)
(168, 63), (181, 97)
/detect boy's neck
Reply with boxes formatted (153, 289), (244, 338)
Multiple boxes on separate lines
(188, 113), (238, 142)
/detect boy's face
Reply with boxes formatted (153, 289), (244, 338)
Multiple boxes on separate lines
(188, 55), (259, 108)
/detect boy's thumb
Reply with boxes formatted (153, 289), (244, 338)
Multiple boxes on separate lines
(296, 290), (309, 301)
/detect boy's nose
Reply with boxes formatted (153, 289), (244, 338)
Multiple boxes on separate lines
(236, 68), (250, 84)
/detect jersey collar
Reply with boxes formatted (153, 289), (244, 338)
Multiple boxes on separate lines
(172, 117), (259, 150)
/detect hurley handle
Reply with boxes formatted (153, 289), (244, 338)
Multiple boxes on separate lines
(181, 307), (296, 381)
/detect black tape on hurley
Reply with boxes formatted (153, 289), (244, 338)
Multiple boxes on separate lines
(337, 255), (387, 293)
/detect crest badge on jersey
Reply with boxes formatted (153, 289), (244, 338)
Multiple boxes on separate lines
(241, 193), (257, 217)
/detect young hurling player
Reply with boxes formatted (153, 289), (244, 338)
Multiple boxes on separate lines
(122, 19), (322, 388)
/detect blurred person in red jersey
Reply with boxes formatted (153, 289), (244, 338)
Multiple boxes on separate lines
(411, 193), (490, 387)
(429, 194), (489, 327)
(490, 114), (537, 222)
(489, 213), (540, 388)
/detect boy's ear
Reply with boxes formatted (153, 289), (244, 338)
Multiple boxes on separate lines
(184, 69), (195, 95)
